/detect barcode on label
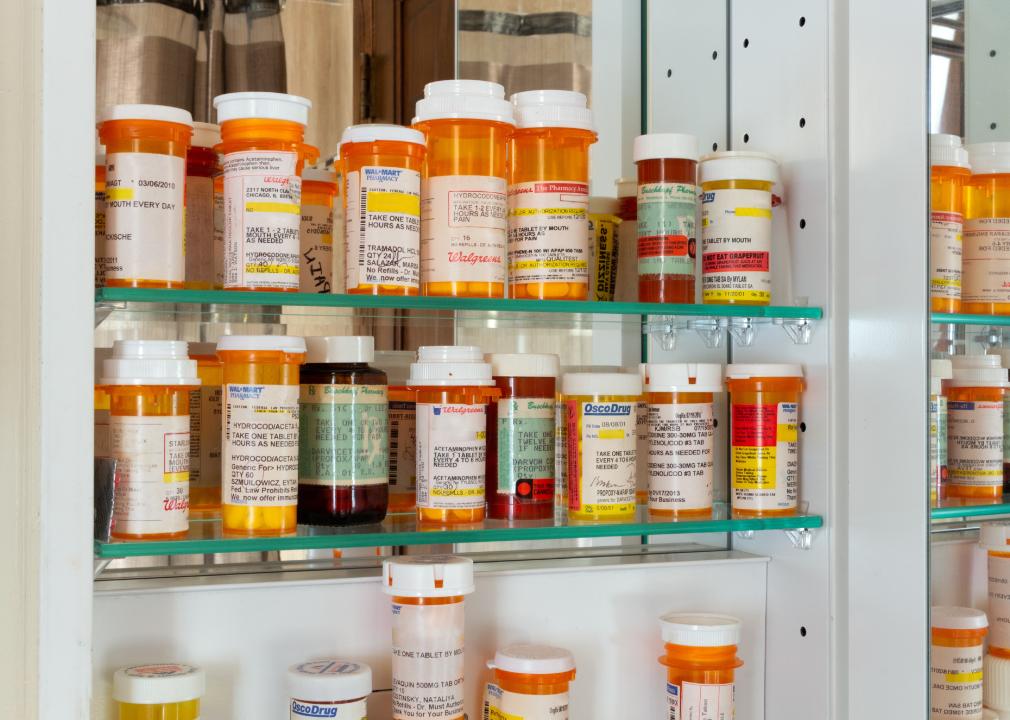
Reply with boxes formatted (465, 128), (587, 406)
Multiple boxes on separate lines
(389, 427), (399, 480)
(358, 184), (367, 268)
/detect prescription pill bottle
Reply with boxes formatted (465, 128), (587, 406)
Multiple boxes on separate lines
(964, 142), (1010, 315)
(414, 80), (515, 298)
(647, 363), (723, 518)
(485, 644), (575, 720)
(725, 364), (804, 518)
(613, 178), (639, 303)
(381, 351), (418, 513)
(699, 151), (778, 305)
(410, 346), (497, 525)
(217, 334), (306, 535)
(931, 606), (988, 720)
(213, 91), (313, 292)
(636, 363), (649, 504)
(507, 90), (596, 300)
(981, 525), (1010, 713)
(990, 348), (1010, 495)
(931, 359), (953, 505)
(587, 197), (621, 302)
(188, 342), (224, 512)
(948, 355), (1007, 500)
(485, 353), (560, 521)
(95, 141), (108, 287)
(288, 659), (371, 720)
(298, 336), (388, 526)
(299, 167), (337, 294)
(98, 104), (194, 288)
(633, 133), (699, 304)
(562, 372), (642, 522)
(113, 664), (205, 720)
(659, 613), (743, 720)
(101, 341), (199, 539)
(341, 124), (426, 295)
(383, 555), (475, 720)
(94, 347), (112, 457)
(931, 134), (970, 313)
(185, 122), (221, 289)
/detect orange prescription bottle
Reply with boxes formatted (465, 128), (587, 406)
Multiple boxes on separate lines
(613, 178), (639, 302)
(485, 644), (576, 719)
(636, 363), (649, 504)
(300, 167), (338, 294)
(409, 346), (496, 525)
(101, 341), (198, 539)
(930, 134), (970, 313)
(931, 359), (952, 504)
(94, 347), (112, 457)
(658, 613), (743, 720)
(947, 355), (1007, 500)
(95, 141), (107, 287)
(187, 342), (223, 512)
(725, 364), (804, 518)
(213, 91), (313, 292)
(562, 372), (642, 522)
(380, 351), (418, 512)
(981, 525), (1010, 713)
(633, 133), (699, 304)
(507, 90), (597, 300)
(699, 151), (779, 305)
(964, 142), (1010, 315)
(340, 124), (426, 295)
(98, 104), (194, 288)
(185, 122), (221, 289)
(414, 80), (515, 298)
(113, 664), (204, 720)
(931, 606), (988, 720)
(287, 659), (371, 720)
(217, 334), (306, 535)
(383, 555), (475, 720)
(647, 363), (723, 518)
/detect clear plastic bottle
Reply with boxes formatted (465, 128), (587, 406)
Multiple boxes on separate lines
(113, 664), (205, 720)
(658, 614), (743, 720)
(930, 134), (970, 313)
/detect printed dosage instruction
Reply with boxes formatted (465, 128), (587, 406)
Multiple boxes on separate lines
(963, 217), (1010, 303)
(948, 399), (1003, 487)
(346, 166), (421, 288)
(497, 397), (555, 499)
(731, 402), (798, 511)
(507, 181), (589, 284)
(421, 175), (507, 284)
(648, 402), (715, 510)
(391, 602), (465, 719)
(568, 401), (637, 515)
(416, 403), (487, 509)
(930, 210), (963, 299)
(298, 384), (388, 486)
(223, 384), (300, 505)
(637, 182), (696, 278)
(931, 644), (983, 718)
(701, 187), (773, 303)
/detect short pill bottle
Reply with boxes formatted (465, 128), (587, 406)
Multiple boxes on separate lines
(931, 606), (988, 720)
(963, 142), (1010, 315)
(113, 663), (205, 720)
(981, 525), (1010, 713)
(300, 167), (338, 294)
(217, 334), (306, 536)
(930, 134), (970, 313)
(287, 659), (371, 720)
(931, 358), (953, 505)
(658, 613), (743, 720)
(947, 355), (1007, 501)
(187, 342), (224, 512)
(185, 122), (222, 290)
(485, 644), (576, 720)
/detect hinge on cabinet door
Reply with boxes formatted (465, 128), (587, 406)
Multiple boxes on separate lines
(360, 52), (373, 122)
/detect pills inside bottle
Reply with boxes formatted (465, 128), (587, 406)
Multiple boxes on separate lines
(113, 663), (205, 720)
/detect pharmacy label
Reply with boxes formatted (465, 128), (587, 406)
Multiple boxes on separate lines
(389, 400), (417, 491)
(669, 681), (734, 720)
(931, 643), (983, 718)
(963, 216), (1010, 304)
(731, 402), (799, 512)
(290, 698), (366, 719)
(567, 400), (637, 516)
(496, 398), (555, 499)
(507, 180), (589, 284)
(300, 203), (333, 293)
(931, 210), (963, 301)
(95, 181), (108, 287)
(186, 175), (216, 287)
(189, 384), (223, 493)
(416, 403), (487, 510)
(588, 213), (620, 301)
(391, 601), (465, 719)
(990, 554), (1010, 652)
(648, 402), (715, 511)
(213, 188), (225, 287)
(948, 399), (1003, 488)
(346, 166), (421, 289)
(701, 187), (772, 303)
(637, 182), (696, 278)
(299, 384), (388, 486)
(484, 682), (569, 720)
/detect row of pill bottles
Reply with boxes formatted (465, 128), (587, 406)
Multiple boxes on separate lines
(945, 355), (1008, 502)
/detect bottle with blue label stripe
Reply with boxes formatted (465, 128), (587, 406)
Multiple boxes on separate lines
(287, 659), (371, 719)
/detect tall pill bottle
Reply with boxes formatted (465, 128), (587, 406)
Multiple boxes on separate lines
(931, 358), (953, 505)
(217, 334), (306, 535)
(410, 346), (496, 525)
(113, 664), (205, 720)
(341, 124), (426, 295)
(298, 335), (388, 526)
(633, 133), (699, 304)
(414, 80), (515, 298)
(647, 363), (723, 518)
(725, 364), (804, 517)
(382, 352), (418, 513)
(288, 659), (371, 720)
(931, 606), (988, 720)
(383, 555), (474, 720)
(964, 142), (1010, 315)
(213, 91), (313, 292)
(948, 355), (1007, 500)
(507, 90), (596, 300)
(485, 353), (560, 521)
(185, 122), (221, 289)
(98, 104), (194, 288)
(485, 644), (576, 720)
(931, 134), (970, 313)
(699, 151), (778, 305)
(187, 342), (223, 512)
(95, 142), (107, 287)
(101, 341), (199, 539)
(981, 525), (1010, 714)
(562, 372), (642, 522)
(659, 614), (743, 720)
(299, 167), (338, 294)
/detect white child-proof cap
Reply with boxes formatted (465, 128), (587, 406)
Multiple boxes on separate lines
(339, 124), (426, 156)
(511, 90), (595, 132)
(302, 166), (337, 184)
(931, 134), (970, 169)
(700, 150), (779, 184)
(382, 555), (475, 597)
(725, 363), (804, 379)
(486, 353), (560, 378)
(213, 91), (312, 126)
(633, 133), (699, 163)
(98, 104), (194, 127)
(648, 363), (724, 394)
(660, 613), (741, 647)
(413, 80), (515, 125)
(287, 660), (372, 702)
(562, 372), (642, 397)
(408, 345), (493, 387)
(305, 336), (375, 364)
(488, 644), (576, 676)
(968, 142), (1010, 175)
(950, 354), (1009, 388)
(216, 335), (307, 354)
(101, 340), (200, 386)
(113, 664), (205, 704)
(191, 122), (221, 149)
(932, 605), (989, 631)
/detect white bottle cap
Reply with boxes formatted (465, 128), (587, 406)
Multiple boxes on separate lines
(382, 555), (475, 597)
(725, 363), (803, 380)
(699, 150), (779, 184)
(981, 523), (1010, 552)
(408, 346), (493, 387)
(302, 167), (337, 184)
(931, 134), (970, 169)
(112, 664), (205, 704)
(511, 90), (595, 132)
(489, 644), (576, 675)
(985, 653), (1010, 714)
(101, 340), (200, 386)
(98, 104), (194, 127)
(950, 367), (1010, 389)
(931, 605), (989, 631)
(191, 122), (221, 149)
(213, 91), (312, 126)
(287, 660), (372, 703)
(589, 196), (620, 215)
(561, 372), (642, 397)
(633, 133), (699, 163)
(954, 355), (1003, 370)
(659, 613), (741, 647)
(968, 142), (1010, 175)
(648, 363), (723, 393)
(486, 353), (560, 378)
(216, 335), (307, 354)
(413, 80), (516, 125)
(615, 177), (637, 198)
(339, 124), (426, 156)
(305, 336), (375, 364)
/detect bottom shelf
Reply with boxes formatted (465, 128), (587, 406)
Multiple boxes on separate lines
(931, 496), (1010, 522)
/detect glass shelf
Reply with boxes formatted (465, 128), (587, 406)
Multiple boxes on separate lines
(931, 497), (1010, 522)
(932, 313), (1010, 327)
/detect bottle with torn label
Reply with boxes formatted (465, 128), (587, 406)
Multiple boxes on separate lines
(658, 613), (743, 720)
(964, 142), (1010, 315)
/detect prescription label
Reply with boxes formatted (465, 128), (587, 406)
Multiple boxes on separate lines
(290, 698), (366, 719)
(648, 402), (715, 511)
(95, 180), (107, 287)
(667, 681), (734, 720)
(389, 400), (417, 492)
(416, 403), (487, 510)
(422, 175), (507, 285)
(948, 399), (1003, 488)
(300, 203), (333, 293)
(346, 166), (421, 289)
(299, 384), (388, 486)
(213, 188), (225, 287)
(931, 210), (963, 301)
(963, 217), (1010, 304)
(731, 402), (799, 512)
(497, 398), (555, 499)
(555, 398), (567, 509)
(637, 399), (649, 501)
(223, 384), (300, 506)
(222, 150), (301, 290)
(484, 683), (569, 720)
(507, 180), (589, 285)
(990, 553), (1010, 652)
(567, 400), (637, 516)
(637, 182), (696, 279)
(931, 643), (983, 718)
(109, 415), (189, 535)
(105, 152), (185, 283)
(189, 384), (222, 494)
(701, 187), (772, 303)
(186, 175), (216, 287)
(391, 601), (465, 719)
(588, 213), (620, 301)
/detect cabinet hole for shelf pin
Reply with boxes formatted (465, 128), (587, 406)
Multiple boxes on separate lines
(743, 133), (750, 143)
(743, 38), (750, 48)
(991, 49), (998, 57)
(992, 122), (999, 130)
(712, 142), (718, 151)
(799, 117), (806, 128)
(799, 218), (807, 229)
(800, 626), (808, 637)
(799, 16), (806, 27)
(712, 50), (718, 60)
(667, 68), (672, 78)
(800, 422), (807, 433)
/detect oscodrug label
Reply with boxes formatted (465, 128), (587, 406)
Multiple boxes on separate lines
(415, 403), (487, 510)
(567, 400), (637, 516)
